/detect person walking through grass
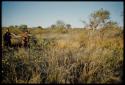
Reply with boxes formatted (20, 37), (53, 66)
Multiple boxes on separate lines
(3, 28), (12, 48)
(22, 31), (29, 48)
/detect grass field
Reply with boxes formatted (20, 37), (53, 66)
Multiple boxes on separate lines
(2, 27), (123, 84)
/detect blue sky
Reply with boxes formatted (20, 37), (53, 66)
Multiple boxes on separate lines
(2, 1), (123, 28)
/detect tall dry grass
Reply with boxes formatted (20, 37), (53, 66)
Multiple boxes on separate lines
(2, 27), (123, 84)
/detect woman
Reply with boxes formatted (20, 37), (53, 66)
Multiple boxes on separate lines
(22, 31), (29, 48)
(3, 29), (12, 48)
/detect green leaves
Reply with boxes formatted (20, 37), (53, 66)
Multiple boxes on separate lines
(89, 8), (110, 29)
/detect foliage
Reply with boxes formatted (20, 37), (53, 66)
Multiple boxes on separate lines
(82, 8), (111, 30)
(66, 24), (71, 29)
(2, 25), (123, 84)
(56, 20), (65, 29)
(19, 24), (28, 32)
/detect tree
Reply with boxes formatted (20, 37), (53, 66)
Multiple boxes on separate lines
(56, 20), (65, 29)
(66, 24), (71, 29)
(104, 20), (119, 28)
(37, 26), (43, 29)
(82, 8), (110, 30)
(51, 24), (56, 29)
(90, 8), (110, 30)
(9, 25), (14, 28)
(20, 24), (28, 32)
(15, 25), (18, 28)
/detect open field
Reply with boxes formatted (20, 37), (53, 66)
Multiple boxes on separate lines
(2, 26), (123, 84)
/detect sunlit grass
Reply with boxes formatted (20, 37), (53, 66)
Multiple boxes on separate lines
(2, 27), (123, 84)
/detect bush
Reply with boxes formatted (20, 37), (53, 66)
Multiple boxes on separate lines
(2, 27), (123, 84)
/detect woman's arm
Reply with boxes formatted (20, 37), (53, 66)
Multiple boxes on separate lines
(11, 33), (22, 38)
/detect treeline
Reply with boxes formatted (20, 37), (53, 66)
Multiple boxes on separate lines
(2, 8), (123, 30)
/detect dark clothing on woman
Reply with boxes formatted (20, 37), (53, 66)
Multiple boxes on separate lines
(23, 37), (28, 48)
(3, 32), (11, 47)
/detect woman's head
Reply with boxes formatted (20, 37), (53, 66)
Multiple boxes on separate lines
(6, 28), (10, 32)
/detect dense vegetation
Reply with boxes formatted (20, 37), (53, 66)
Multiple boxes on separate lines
(2, 8), (123, 84)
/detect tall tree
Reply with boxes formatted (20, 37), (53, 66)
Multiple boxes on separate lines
(37, 26), (43, 29)
(90, 8), (110, 30)
(66, 24), (71, 29)
(51, 24), (56, 29)
(56, 20), (65, 29)
(81, 8), (110, 30)
(104, 20), (118, 28)
(20, 24), (28, 32)
(9, 25), (14, 28)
